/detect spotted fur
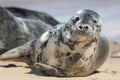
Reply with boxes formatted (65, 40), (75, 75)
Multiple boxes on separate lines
(0, 10), (109, 77)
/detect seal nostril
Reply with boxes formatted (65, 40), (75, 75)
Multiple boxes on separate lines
(85, 26), (88, 30)
(79, 26), (82, 29)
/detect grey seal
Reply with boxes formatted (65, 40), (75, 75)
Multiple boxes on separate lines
(0, 7), (59, 54)
(6, 7), (59, 26)
(0, 10), (109, 77)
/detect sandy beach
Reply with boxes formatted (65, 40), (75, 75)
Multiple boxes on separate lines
(0, 43), (120, 80)
(0, 0), (120, 80)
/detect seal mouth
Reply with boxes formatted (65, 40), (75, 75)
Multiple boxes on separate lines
(75, 34), (88, 41)
(73, 30), (93, 41)
(75, 29), (90, 36)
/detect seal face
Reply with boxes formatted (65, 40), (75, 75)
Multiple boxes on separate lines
(0, 10), (109, 77)
(69, 10), (101, 42)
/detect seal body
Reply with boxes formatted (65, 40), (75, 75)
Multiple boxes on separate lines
(0, 10), (109, 77)
(6, 7), (59, 26)
(33, 25), (109, 76)
(0, 7), (59, 54)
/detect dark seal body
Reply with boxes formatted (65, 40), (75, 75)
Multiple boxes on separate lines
(0, 7), (59, 54)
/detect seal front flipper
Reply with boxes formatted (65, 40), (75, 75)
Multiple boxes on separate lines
(33, 30), (72, 77)
(34, 63), (71, 77)
(0, 39), (35, 60)
(33, 30), (53, 62)
(0, 30), (52, 62)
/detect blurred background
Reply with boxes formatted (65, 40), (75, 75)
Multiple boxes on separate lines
(0, 0), (120, 43)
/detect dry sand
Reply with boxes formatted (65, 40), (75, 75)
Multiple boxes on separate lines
(0, 43), (120, 80)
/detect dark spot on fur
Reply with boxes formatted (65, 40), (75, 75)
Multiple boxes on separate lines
(83, 42), (91, 49)
(69, 39), (73, 43)
(65, 39), (79, 50)
(82, 56), (85, 60)
(87, 62), (90, 66)
(37, 54), (41, 62)
(30, 39), (37, 51)
(57, 27), (79, 50)
(66, 52), (82, 67)
(94, 48), (96, 51)
(64, 42), (75, 50)
(78, 66), (85, 73)
(61, 52), (64, 56)
(49, 31), (52, 34)
(57, 59), (62, 67)
(92, 26), (94, 30)
(55, 52), (64, 67)
(53, 32), (58, 38)
(54, 31), (56, 35)
(64, 25), (70, 29)
(90, 55), (93, 59)
(68, 45), (75, 50)
(55, 53), (60, 58)
(56, 50), (60, 53)
(26, 55), (34, 65)
(57, 31), (64, 46)
(83, 38), (98, 49)
(94, 38), (98, 44)
(54, 41), (57, 44)
(66, 52), (71, 56)
(67, 56), (73, 61)
(56, 64), (61, 67)
(85, 58), (88, 61)
(43, 58), (48, 64)
(82, 46), (87, 49)
(63, 28), (66, 31)
(74, 52), (82, 60)
(55, 52), (64, 58)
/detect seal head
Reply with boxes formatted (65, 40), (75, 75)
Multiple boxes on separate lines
(66, 10), (102, 42)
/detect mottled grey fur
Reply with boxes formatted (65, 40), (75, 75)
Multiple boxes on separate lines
(6, 7), (59, 26)
(0, 7), (59, 54)
(0, 10), (109, 77)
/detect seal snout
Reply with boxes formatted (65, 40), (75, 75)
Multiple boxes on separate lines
(77, 24), (91, 33)
(78, 25), (89, 31)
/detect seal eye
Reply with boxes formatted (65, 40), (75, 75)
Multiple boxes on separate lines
(73, 17), (80, 24)
(93, 20), (97, 23)
(74, 17), (80, 22)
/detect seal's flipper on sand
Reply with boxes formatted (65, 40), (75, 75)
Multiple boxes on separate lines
(0, 30), (52, 65)
(34, 63), (71, 77)
(0, 40), (34, 60)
